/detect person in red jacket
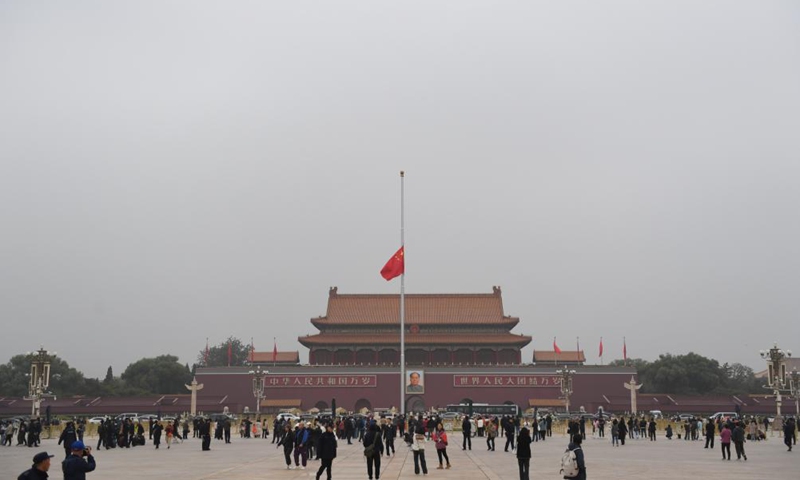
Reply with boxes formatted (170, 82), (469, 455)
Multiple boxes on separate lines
(432, 423), (450, 469)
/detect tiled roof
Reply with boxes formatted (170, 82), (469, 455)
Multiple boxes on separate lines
(528, 398), (566, 407)
(532, 351), (586, 363)
(298, 332), (532, 347)
(313, 287), (519, 326)
(250, 351), (300, 364)
(261, 399), (302, 408)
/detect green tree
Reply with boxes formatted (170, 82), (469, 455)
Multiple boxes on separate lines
(196, 337), (251, 367)
(120, 355), (192, 394)
(0, 354), (91, 397)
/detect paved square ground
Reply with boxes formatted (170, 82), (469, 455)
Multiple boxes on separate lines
(1, 431), (796, 479)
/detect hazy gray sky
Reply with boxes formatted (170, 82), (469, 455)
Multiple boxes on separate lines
(2, 1), (798, 379)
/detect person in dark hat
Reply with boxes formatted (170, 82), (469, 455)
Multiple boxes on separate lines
(17, 451), (53, 480)
(62, 441), (95, 480)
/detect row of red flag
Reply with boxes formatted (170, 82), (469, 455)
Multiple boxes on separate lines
(381, 246), (629, 360)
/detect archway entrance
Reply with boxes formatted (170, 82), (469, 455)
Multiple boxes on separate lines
(406, 396), (426, 413)
(354, 398), (372, 414)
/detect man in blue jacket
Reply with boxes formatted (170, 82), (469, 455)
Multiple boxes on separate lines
(62, 441), (96, 480)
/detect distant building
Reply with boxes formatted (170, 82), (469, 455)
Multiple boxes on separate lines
(298, 286), (531, 366)
(532, 350), (586, 365)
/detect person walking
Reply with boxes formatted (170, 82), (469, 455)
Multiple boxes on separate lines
(57, 422), (77, 459)
(504, 418), (516, 452)
(278, 424), (296, 469)
(165, 421), (174, 449)
(611, 419), (619, 446)
(648, 419), (656, 441)
(720, 423), (732, 460)
(382, 419), (396, 457)
(152, 421), (163, 449)
(433, 423), (450, 469)
(315, 424), (337, 480)
(618, 417), (627, 446)
(784, 417), (796, 452)
(732, 421), (747, 460)
(516, 427), (532, 480)
(486, 420), (496, 451)
(461, 415), (472, 450)
(363, 423), (384, 480)
(293, 423), (310, 470)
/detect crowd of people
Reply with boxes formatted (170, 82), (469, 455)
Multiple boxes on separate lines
(10, 409), (800, 480)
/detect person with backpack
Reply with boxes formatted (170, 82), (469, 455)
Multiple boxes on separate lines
(486, 419), (496, 451)
(432, 423), (450, 469)
(411, 425), (428, 475)
(561, 434), (586, 480)
(610, 419), (619, 447)
(363, 423), (384, 480)
(516, 426), (532, 480)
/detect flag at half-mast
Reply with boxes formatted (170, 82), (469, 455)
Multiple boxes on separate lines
(272, 338), (278, 363)
(599, 338), (604, 358)
(553, 337), (562, 354)
(380, 246), (405, 280)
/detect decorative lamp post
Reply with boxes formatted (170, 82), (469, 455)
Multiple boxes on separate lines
(759, 342), (792, 421)
(23, 346), (56, 417)
(249, 365), (268, 417)
(556, 365), (576, 414)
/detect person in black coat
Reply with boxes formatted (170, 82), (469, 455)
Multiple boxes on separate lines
(152, 421), (163, 449)
(462, 415), (472, 450)
(363, 423), (384, 480)
(516, 427), (532, 480)
(278, 424), (296, 468)
(382, 420), (396, 457)
(58, 422), (77, 459)
(704, 420), (715, 449)
(315, 424), (337, 480)
(200, 419), (211, 451)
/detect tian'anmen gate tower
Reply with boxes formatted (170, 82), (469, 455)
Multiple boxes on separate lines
(299, 286), (532, 366)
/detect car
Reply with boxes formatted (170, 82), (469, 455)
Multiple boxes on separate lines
(276, 412), (300, 423)
(649, 410), (663, 419)
(708, 412), (739, 422)
(115, 413), (139, 421)
(88, 417), (106, 425)
(440, 412), (460, 420)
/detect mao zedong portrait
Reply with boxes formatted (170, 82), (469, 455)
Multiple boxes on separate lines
(406, 371), (424, 394)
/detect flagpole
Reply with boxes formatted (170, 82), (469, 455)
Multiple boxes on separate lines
(400, 171), (406, 416)
(600, 337), (604, 366)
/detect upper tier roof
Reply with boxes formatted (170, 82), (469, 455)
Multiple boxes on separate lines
(312, 286), (519, 327)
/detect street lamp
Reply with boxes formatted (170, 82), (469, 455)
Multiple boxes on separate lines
(556, 365), (577, 414)
(23, 346), (56, 417)
(249, 365), (268, 417)
(759, 342), (792, 422)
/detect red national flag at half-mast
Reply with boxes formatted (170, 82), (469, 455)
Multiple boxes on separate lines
(380, 246), (405, 281)
(599, 338), (604, 357)
(272, 339), (278, 363)
(623, 338), (628, 361)
(553, 337), (562, 354)
(227, 341), (232, 367)
(204, 338), (209, 365)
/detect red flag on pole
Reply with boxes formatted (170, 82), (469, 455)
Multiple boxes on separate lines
(380, 246), (405, 281)
(272, 338), (277, 363)
(553, 337), (562, 354)
(204, 338), (209, 365)
(599, 338), (604, 357)
(227, 341), (232, 367)
(623, 337), (628, 363)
